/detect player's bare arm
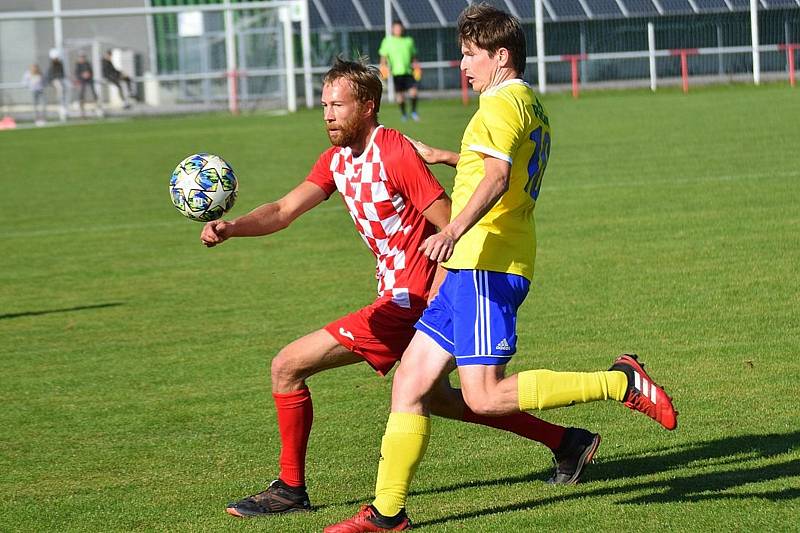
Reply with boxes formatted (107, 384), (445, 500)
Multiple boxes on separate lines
(201, 182), (327, 247)
(427, 266), (448, 304)
(417, 194), (454, 263)
(405, 135), (459, 167)
(420, 194), (451, 229)
(419, 156), (510, 262)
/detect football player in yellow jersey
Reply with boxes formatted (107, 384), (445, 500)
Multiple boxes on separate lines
(326, 5), (678, 532)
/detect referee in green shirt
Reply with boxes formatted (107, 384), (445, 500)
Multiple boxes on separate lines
(379, 21), (420, 121)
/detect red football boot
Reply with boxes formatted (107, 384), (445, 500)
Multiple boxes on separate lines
(324, 505), (411, 533)
(611, 354), (678, 430)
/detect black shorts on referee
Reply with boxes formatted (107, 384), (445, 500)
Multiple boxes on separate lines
(393, 74), (417, 92)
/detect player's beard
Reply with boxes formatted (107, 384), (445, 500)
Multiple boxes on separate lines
(326, 107), (367, 148)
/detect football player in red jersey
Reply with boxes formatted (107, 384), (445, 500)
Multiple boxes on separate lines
(201, 58), (596, 519)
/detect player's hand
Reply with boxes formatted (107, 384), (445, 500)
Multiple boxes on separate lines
(404, 135), (437, 165)
(379, 65), (390, 80)
(419, 231), (455, 263)
(201, 219), (231, 247)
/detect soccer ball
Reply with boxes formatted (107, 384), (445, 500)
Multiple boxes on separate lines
(169, 153), (238, 222)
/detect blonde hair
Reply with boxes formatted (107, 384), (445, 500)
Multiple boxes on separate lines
(322, 57), (383, 114)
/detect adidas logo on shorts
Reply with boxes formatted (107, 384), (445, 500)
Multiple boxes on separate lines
(495, 338), (511, 351)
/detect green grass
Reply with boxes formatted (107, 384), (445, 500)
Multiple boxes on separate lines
(2, 83), (799, 532)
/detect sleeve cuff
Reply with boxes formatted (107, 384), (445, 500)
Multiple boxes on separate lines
(467, 144), (513, 164)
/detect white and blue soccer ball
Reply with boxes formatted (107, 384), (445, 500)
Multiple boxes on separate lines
(169, 153), (238, 222)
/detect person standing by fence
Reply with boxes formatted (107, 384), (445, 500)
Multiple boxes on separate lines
(47, 51), (69, 122)
(75, 53), (103, 118)
(22, 64), (46, 126)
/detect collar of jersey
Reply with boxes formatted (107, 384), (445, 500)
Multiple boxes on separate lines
(348, 124), (383, 164)
(483, 78), (529, 97)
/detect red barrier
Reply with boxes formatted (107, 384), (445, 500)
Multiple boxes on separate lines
(671, 49), (699, 93)
(561, 54), (587, 99)
(779, 44), (799, 87)
(446, 60), (469, 105)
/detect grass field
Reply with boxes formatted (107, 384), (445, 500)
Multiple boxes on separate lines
(2, 83), (799, 532)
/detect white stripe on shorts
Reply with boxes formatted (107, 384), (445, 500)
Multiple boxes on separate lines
(473, 271), (481, 355)
(482, 271), (491, 355)
(456, 353), (512, 360)
(417, 318), (455, 348)
(473, 270), (492, 355)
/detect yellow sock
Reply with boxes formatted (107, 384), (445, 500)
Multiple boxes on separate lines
(372, 412), (430, 517)
(517, 369), (628, 411)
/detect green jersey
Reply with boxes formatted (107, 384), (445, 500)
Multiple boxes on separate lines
(379, 35), (416, 76)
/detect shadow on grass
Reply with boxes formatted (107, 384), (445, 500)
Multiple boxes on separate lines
(336, 431), (799, 519)
(0, 302), (124, 320)
(406, 430), (800, 528)
(409, 459), (800, 528)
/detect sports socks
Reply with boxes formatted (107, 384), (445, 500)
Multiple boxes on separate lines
(411, 96), (418, 113)
(273, 387), (313, 488)
(517, 369), (628, 411)
(399, 101), (407, 117)
(461, 408), (566, 451)
(373, 412), (430, 517)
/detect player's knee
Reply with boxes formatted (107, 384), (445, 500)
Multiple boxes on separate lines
(391, 366), (428, 410)
(270, 348), (303, 388)
(392, 365), (419, 397)
(461, 388), (499, 417)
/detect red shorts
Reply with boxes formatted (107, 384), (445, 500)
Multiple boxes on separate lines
(325, 298), (424, 376)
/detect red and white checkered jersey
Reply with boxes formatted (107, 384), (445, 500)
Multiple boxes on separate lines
(306, 126), (444, 309)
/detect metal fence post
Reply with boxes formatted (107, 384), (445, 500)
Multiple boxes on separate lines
(224, 0), (238, 114)
(384, 0), (394, 103)
(52, 0), (63, 56)
(535, 0), (546, 93)
(648, 22), (657, 92)
(281, 6), (296, 112)
(751, 0), (760, 85)
(299, 0), (313, 109)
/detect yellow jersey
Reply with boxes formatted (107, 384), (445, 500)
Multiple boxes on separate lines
(443, 79), (551, 281)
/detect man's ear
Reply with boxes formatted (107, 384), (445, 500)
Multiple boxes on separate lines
(496, 47), (512, 68)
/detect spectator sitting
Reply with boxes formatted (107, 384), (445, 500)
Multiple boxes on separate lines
(101, 50), (134, 108)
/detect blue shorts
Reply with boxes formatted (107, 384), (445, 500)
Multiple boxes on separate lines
(415, 269), (530, 366)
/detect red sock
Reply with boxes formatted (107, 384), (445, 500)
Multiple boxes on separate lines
(273, 387), (313, 488)
(461, 408), (566, 451)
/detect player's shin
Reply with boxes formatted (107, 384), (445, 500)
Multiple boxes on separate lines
(372, 412), (431, 517)
(517, 369), (627, 411)
(462, 408), (566, 450)
(273, 387), (313, 487)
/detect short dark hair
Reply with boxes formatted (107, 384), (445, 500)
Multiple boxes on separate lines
(457, 3), (527, 75)
(322, 57), (382, 114)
